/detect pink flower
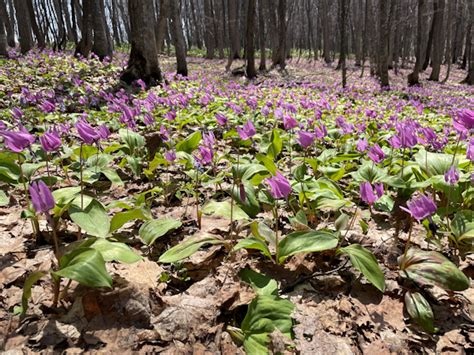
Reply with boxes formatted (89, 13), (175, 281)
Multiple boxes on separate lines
(265, 171), (292, 199)
(237, 120), (256, 140)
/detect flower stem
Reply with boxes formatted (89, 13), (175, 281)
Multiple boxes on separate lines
(18, 154), (40, 237)
(273, 205), (279, 263)
(79, 143), (84, 210)
(403, 217), (413, 258)
(195, 169), (201, 230)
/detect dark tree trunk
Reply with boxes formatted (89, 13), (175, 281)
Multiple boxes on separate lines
(461, 22), (471, 70)
(91, 0), (112, 59)
(204, 0), (216, 58)
(0, 4), (7, 56)
(228, 0), (240, 59)
(442, 0), (455, 82)
(320, 0), (332, 64)
(169, 0), (188, 76)
(120, 0), (162, 86)
(272, 0), (286, 69)
(422, 8), (436, 71)
(257, 0), (266, 71)
(339, 0), (348, 88)
(109, 0), (121, 45)
(378, 0), (390, 88)
(462, 0), (473, 84)
(75, 0), (93, 57)
(408, 0), (425, 86)
(245, 0), (256, 78)
(0, 0), (15, 47)
(214, 0), (225, 58)
(156, 0), (170, 53)
(428, 0), (445, 81)
(13, 0), (34, 53)
(189, 0), (202, 49)
(62, 0), (75, 42)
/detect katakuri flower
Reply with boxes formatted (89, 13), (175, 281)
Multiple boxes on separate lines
(75, 119), (100, 145)
(368, 144), (385, 163)
(401, 194), (437, 221)
(444, 165), (459, 185)
(453, 109), (474, 132)
(360, 182), (383, 206)
(29, 180), (55, 214)
(237, 120), (256, 140)
(0, 126), (35, 152)
(265, 171), (292, 199)
(40, 130), (61, 152)
(297, 131), (315, 149)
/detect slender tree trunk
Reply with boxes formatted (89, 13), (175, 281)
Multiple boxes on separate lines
(320, 0), (332, 64)
(156, 0), (170, 53)
(422, 8), (436, 71)
(272, 0), (286, 70)
(120, 0), (162, 86)
(408, 0), (425, 86)
(0, 0), (14, 47)
(339, 0), (347, 88)
(204, 0), (216, 58)
(245, 0), (256, 78)
(442, 0), (455, 83)
(14, 0), (34, 53)
(378, 0), (390, 88)
(91, 0), (112, 59)
(214, 0), (225, 58)
(428, 0), (445, 81)
(228, 0), (240, 59)
(257, 0), (266, 71)
(169, 0), (188, 76)
(0, 5), (7, 56)
(75, 0), (93, 57)
(462, 0), (473, 84)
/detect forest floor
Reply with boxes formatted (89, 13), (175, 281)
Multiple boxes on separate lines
(0, 52), (473, 354)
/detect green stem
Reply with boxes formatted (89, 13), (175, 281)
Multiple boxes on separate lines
(403, 217), (413, 258)
(195, 169), (201, 230)
(18, 154), (40, 237)
(79, 144), (84, 210)
(274, 205), (279, 263)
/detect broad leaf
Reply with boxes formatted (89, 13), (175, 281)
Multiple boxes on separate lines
(21, 271), (47, 314)
(176, 131), (201, 153)
(90, 239), (142, 264)
(399, 248), (469, 291)
(277, 230), (338, 263)
(404, 291), (437, 333)
(69, 199), (110, 238)
(202, 200), (249, 220)
(233, 238), (272, 260)
(241, 295), (294, 354)
(0, 190), (8, 206)
(139, 218), (182, 246)
(238, 269), (278, 296)
(338, 244), (385, 292)
(450, 210), (474, 246)
(158, 234), (224, 263)
(110, 208), (148, 233)
(414, 149), (455, 177)
(54, 248), (112, 288)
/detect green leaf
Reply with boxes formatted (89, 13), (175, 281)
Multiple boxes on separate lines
(90, 239), (142, 264)
(119, 128), (145, 152)
(238, 269), (278, 296)
(256, 153), (277, 175)
(0, 190), (9, 206)
(176, 131), (202, 153)
(399, 248), (470, 291)
(335, 213), (350, 232)
(414, 149), (455, 177)
(54, 248), (112, 288)
(102, 168), (124, 186)
(277, 230), (338, 263)
(202, 200), (249, 220)
(338, 244), (385, 292)
(450, 210), (474, 246)
(267, 129), (282, 159)
(241, 295), (294, 354)
(404, 291), (438, 333)
(21, 271), (47, 314)
(233, 238), (272, 260)
(139, 218), (182, 246)
(231, 182), (260, 218)
(158, 234), (224, 263)
(69, 199), (110, 238)
(110, 208), (147, 233)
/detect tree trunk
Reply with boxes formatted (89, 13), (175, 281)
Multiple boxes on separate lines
(320, 0), (332, 64)
(169, 0), (188, 76)
(408, 0), (425, 86)
(0, 0), (15, 47)
(462, 0), (473, 84)
(272, 0), (286, 70)
(0, 4), (7, 56)
(204, 0), (216, 58)
(120, 0), (162, 86)
(257, 0), (266, 71)
(214, 0), (225, 58)
(91, 0), (112, 59)
(156, 0), (170, 53)
(228, 0), (240, 59)
(339, 0), (347, 88)
(245, 0), (256, 78)
(14, 0), (34, 53)
(75, 0), (93, 57)
(378, 0), (390, 88)
(422, 8), (436, 71)
(442, 0), (455, 82)
(428, 0), (445, 81)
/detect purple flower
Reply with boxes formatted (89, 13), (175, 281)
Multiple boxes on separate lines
(165, 150), (176, 162)
(297, 131), (315, 149)
(374, 183), (384, 198)
(396, 122), (418, 149)
(202, 131), (215, 149)
(368, 144), (385, 164)
(11, 107), (24, 120)
(39, 130), (61, 152)
(75, 119), (99, 144)
(360, 182), (380, 206)
(98, 125), (111, 140)
(39, 100), (56, 113)
(314, 123), (327, 139)
(194, 146), (213, 166)
(237, 120), (256, 140)
(444, 165), (459, 185)
(159, 125), (170, 141)
(0, 126), (35, 152)
(453, 109), (474, 132)
(465, 138), (474, 161)
(283, 114), (298, 130)
(401, 194), (437, 221)
(29, 180), (55, 214)
(265, 171), (292, 199)
(356, 138), (368, 152)
(215, 113), (227, 126)
(388, 135), (401, 149)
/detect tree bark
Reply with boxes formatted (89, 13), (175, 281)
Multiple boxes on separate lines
(245, 0), (256, 78)
(0, 4), (7, 56)
(422, 8), (436, 71)
(169, 0), (188, 76)
(228, 0), (240, 59)
(272, 0), (286, 70)
(462, 0), (473, 85)
(120, 0), (162, 86)
(91, 0), (112, 59)
(408, 0), (425, 86)
(204, 0), (216, 58)
(75, 0), (93, 57)
(156, 0), (170, 53)
(378, 0), (390, 88)
(13, 0), (34, 53)
(320, 0), (332, 64)
(257, 0), (266, 71)
(339, 0), (348, 88)
(0, 0), (14, 47)
(428, 0), (445, 81)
